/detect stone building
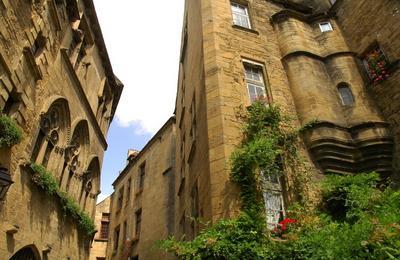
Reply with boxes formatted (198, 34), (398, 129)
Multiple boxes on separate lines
(106, 118), (176, 260)
(0, 0), (122, 259)
(106, 0), (399, 259)
(90, 196), (111, 260)
(173, 0), (398, 241)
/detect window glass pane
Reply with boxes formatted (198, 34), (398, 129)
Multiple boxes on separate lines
(256, 86), (266, 98)
(264, 191), (284, 229)
(319, 22), (333, 32)
(338, 86), (354, 106)
(231, 3), (250, 28)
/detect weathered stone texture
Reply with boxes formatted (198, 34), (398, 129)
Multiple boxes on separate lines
(106, 119), (176, 260)
(0, 0), (122, 259)
(89, 196), (110, 260)
(334, 0), (400, 174)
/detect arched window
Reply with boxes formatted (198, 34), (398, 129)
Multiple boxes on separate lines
(60, 120), (89, 197)
(31, 99), (70, 169)
(337, 84), (354, 106)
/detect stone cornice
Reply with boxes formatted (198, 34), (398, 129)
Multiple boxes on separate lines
(81, 0), (123, 121)
(271, 9), (334, 24)
(282, 51), (356, 62)
(60, 48), (107, 150)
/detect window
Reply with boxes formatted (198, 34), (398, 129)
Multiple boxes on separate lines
(139, 163), (146, 189)
(319, 22), (333, 32)
(99, 213), (110, 239)
(189, 96), (196, 141)
(191, 185), (199, 218)
(135, 209), (142, 237)
(231, 2), (251, 29)
(126, 178), (131, 203)
(114, 226), (120, 250)
(31, 31), (46, 58)
(262, 172), (285, 230)
(337, 84), (354, 106)
(244, 63), (268, 104)
(123, 220), (128, 241)
(117, 188), (124, 211)
(180, 212), (186, 238)
(363, 46), (390, 84)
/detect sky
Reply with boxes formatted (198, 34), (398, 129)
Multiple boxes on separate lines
(93, 0), (185, 202)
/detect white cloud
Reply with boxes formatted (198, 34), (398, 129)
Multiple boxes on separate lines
(93, 0), (184, 134)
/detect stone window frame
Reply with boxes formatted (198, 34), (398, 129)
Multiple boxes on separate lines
(242, 59), (271, 105)
(337, 83), (355, 107)
(230, 1), (252, 29)
(126, 177), (132, 205)
(138, 162), (146, 190)
(361, 44), (391, 84)
(319, 21), (333, 32)
(113, 225), (120, 251)
(135, 208), (142, 238)
(99, 213), (110, 240)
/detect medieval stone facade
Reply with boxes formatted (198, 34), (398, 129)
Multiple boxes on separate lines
(106, 118), (176, 260)
(106, 0), (399, 259)
(90, 196), (111, 260)
(0, 0), (122, 259)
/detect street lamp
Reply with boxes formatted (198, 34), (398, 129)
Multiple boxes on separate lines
(0, 167), (13, 200)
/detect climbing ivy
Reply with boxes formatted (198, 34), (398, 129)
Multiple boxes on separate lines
(160, 102), (400, 259)
(0, 114), (23, 148)
(30, 163), (96, 236)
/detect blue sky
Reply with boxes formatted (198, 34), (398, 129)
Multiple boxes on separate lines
(93, 0), (185, 201)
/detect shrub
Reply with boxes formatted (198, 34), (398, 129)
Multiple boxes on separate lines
(160, 103), (400, 259)
(0, 114), (23, 148)
(30, 162), (96, 236)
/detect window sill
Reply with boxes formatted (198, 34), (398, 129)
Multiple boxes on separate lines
(131, 236), (139, 242)
(94, 238), (108, 242)
(232, 24), (259, 35)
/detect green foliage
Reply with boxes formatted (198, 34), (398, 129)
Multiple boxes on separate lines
(0, 114), (23, 148)
(162, 173), (400, 259)
(230, 103), (300, 214)
(30, 163), (59, 196)
(30, 162), (96, 236)
(160, 102), (400, 259)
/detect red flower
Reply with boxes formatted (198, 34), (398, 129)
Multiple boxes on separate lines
(279, 218), (297, 231)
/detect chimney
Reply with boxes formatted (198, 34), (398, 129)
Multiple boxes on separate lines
(127, 149), (140, 164)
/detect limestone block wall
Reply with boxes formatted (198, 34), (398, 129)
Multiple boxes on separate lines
(273, 8), (393, 174)
(107, 119), (176, 260)
(185, 0), (318, 225)
(334, 0), (400, 175)
(89, 196), (110, 260)
(0, 0), (121, 258)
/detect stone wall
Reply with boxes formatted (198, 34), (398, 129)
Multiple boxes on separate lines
(334, 0), (400, 175)
(89, 196), (110, 260)
(106, 118), (176, 260)
(0, 0), (121, 258)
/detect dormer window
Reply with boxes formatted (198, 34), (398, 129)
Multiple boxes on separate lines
(319, 22), (333, 32)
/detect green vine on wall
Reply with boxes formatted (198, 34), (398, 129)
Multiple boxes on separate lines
(0, 114), (23, 148)
(29, 163), (96, 237)
(160, 102), (400, 259)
